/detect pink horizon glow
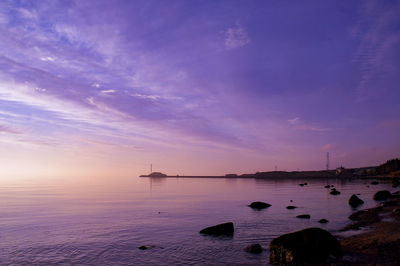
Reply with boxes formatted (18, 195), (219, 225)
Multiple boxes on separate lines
(1, 1), (399, 179)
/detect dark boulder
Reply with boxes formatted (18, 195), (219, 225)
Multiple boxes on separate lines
(269, 227), (342, 264)
(286, 205), (297, 209)
(244, 243), (263, 254)
(330, 190), (341, 195)
(200, 222), (234, 236)
(371, 181), (379, 185)
(249, 201), (271, 210)
(373, 190), (392, 201)
(318, 219), (329, 223)
(348, 194), (364, 207)
(138, 246), (148, 250)
(296, 214), (310, 219)
(324, 185), (331, 188)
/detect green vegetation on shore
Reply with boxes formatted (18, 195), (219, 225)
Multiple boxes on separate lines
(362, 158), (400, 176)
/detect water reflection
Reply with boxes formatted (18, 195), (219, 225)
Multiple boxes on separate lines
(0, 176), (395, 265)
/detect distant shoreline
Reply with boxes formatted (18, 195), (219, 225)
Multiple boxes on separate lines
(139, 173), (398, 180)
(140, 158), (400, 179)
(139, 175), (396, 180)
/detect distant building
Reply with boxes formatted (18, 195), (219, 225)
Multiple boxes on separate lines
(336, 166), (354, 176)
(336, 166), (345, 175)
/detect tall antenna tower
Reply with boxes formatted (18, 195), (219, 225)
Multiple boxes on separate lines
(326, 152), (330, 170)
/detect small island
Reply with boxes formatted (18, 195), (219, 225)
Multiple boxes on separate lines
(140, 172), (167, 177)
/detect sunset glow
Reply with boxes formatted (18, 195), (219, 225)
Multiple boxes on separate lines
(1, 1), (399, 178)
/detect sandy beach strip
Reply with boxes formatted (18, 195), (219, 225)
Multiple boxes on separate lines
(338, 194), (400, 264)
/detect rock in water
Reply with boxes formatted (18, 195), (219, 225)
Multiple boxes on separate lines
(199, 222), (234, 236)
(296, 214), (310, 219)
(269, 227), (342, 264)
(348, 194), (364, 207)
(244, 243), (263, 254)
(373, 190), (392, 201)
(318, 219), (329, 223)
(138, 246), (148, 250)
(330, 190), (341, 195)
(249, 201), (271, 210)
(286, 205), (297, 209)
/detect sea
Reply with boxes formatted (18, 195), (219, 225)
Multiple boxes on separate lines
(0, 176), (394, 265)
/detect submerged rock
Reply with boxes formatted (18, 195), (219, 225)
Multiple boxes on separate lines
(269, 227), (342, 264)
(330, 190), (341, 195)
(296, 214), (310, 219)
(199, 222), (234, 236)
(286, 205), (297, 209)
(138, 246), (148, 250)
(318, 219), (329, 223)
(371, 181), (379, 185)
(249, 201), (271, 210)
(244, 243), (263, 254)
(324, 185), (331, 188)
(373, 190), (392, 201)
(349, 194), (364, 207)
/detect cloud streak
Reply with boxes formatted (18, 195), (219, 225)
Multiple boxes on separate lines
(224, 22), (251, 49)
(0, 124), (22, 134)
(0, 1), (399, 174)
(352, 0), (400, 100)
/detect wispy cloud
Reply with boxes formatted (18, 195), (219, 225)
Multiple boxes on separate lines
(321, 143), (333, 151)
(224, 22), (251, 49)
(297, 125), (330, 132)
(40, 56), (55, 62)
(0, 1), (398, 173)
(287, 117), (329, 132)
(100, 89), (116, 95)
(352, 0), (400, 100)
(0, 124), (22, 134)
(288, 117), (300, 125)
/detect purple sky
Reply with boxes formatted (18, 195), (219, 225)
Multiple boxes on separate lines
(0, 0), (399, 177)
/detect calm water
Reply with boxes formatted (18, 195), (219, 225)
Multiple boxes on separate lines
(0, 176), (394, 265)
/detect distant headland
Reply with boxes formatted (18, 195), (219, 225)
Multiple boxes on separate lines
(140, 172), (167, 177)
(140, 158), (400, 179)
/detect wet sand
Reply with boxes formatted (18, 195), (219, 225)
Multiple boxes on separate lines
(339, 195), (400, 264)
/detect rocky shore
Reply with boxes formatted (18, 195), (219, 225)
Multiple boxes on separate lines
(338, 194), (400, 264)
(265, 189), (400, 264)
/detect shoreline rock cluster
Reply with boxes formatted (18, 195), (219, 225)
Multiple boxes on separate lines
(196, 187), (400, 264)
(339, 192), (400, 264)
